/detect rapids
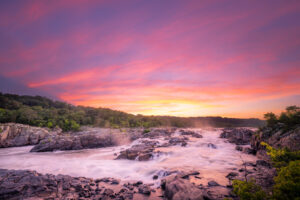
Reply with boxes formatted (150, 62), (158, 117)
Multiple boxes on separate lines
(0, 129), (256, 186)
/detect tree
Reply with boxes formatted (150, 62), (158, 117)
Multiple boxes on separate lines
(264, 112), (277, 127)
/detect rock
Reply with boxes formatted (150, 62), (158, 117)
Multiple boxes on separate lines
(133, 181), (143, 186)
(169, 137), (188, 147)
(142, 128), (176, 138)
(180, 130), (203, 138)
(0, 169), (148, 200)
(138, 184), (151, 195)
(138, 153), (152, 161)
(251, 126), (300, 152)
(30, 131), (115, 152)
(220, 128), (254, 145)
(161, 175), (207, 200)
(116, 142), (155, 161)
(226, 172), (238, 179)
(207, 143), (217, 149)
(0, 123), (59, 148)
(95, 177), (120, 185)
(256, 160), (271, 168)
(243, 147), (256, 155)
(235, 146), (243, 151)
(208, 181), (220, 187)
(153, 175), (158, 180)
(179, 171), (200, 179)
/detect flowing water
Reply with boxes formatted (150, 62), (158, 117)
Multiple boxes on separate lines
(0, 129), (256, 186)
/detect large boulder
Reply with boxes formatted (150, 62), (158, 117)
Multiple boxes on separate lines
(30, 132), (115, 152)
(116, 140), (158, 161)
(0, 123), (59, 148)
(161, 175), (207, 200)
(220, 128), (254, 145)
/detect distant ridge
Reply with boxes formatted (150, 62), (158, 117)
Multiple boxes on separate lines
(0, 93), (265, 131)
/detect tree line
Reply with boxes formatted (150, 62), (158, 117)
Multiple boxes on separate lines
(0, 93), (264, 131)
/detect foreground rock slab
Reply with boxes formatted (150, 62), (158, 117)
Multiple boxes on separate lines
(161, 175), (208, 200)
(0, 169), (154, 200)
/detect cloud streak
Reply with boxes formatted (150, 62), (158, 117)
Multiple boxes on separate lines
(0, 0), (299, 118)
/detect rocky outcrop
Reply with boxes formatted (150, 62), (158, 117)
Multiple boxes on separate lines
(235, 145), (256, 155)
(220, 128), (254, 145)
(161, 175), (207, 200)
(251, 126), (300, 152)
(30, 132), (115, 152)
(226, 160), (277, 193)
(0, 169), (154, 200)
(0, 123), (59, 148)
(142, 128), (176, 138)
(179, 130), (203, 138)
(116, 140), (159, 161)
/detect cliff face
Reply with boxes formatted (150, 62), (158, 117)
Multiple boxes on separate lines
(251, 125), (300, 160)
(0, 123), (60, 148)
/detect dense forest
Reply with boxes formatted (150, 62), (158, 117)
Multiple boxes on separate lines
(0, 93), (264, 131)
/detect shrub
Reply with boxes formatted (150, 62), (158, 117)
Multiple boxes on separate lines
(232, 179), (267, 200)
(143, 128), (150, 134)
(273, 160), (300, 200)
(261, 142), (300, 168)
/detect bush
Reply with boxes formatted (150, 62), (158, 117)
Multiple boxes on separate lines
(273, 160), (300, 200)
(232, 179), (267, 200)
(261, 142), (300, 168)
(143, 128), (150, 134)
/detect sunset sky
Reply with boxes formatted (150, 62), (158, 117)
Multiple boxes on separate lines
(0, 0), (300, 118)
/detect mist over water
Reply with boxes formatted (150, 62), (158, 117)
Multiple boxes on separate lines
(0, 129), (256, 186)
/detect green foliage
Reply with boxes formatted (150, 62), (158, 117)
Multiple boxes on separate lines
(264, 106), (300, 132)
(232, 179), (267, 200)
(143, 128), (150, 134)
(264, 112), (277, 127)
(261, 142), (300, 168)
(273, 160), (300, 200)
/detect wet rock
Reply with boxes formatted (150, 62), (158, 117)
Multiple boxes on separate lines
(180, 130), (203, 138)
(208, 181), (220, 187)
(153, 170), (178, 179)
(142, 128), (175, 138)
(30, 131), (115, 152)
(0, 123), (59, 148)
(206, 186), (233, 200)
(138, 153), (152, 161)
(0, 169), (149, 200)
(207, 143), (217, 149)
(153, 175), (159, 180)
(161, 175), (207, 200)
(138, 184), (151, 195)
(169, 137), (188, 147)
(179, 171), (200, 179)
(133, 181), (143, 186)
(220, 128), (254, 145)
(95, 177), (120, 185)
(235, 146), (243, 151)
(243, 147), (256, 155)
(116, 143), (155, 161)
(226, 172), (238, 179)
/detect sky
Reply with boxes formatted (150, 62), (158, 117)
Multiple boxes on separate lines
(0, 0), (300, 118)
